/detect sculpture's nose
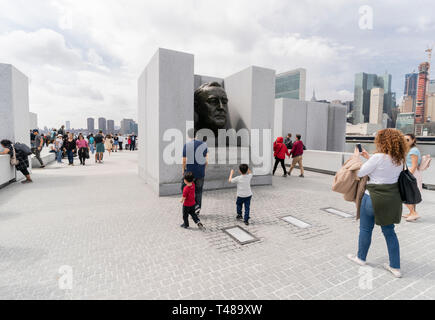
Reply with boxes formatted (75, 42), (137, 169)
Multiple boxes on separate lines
(218, 100), (225, 110)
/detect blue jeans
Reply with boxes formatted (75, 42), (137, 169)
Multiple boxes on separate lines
(56, 150), (63, 163)
(237, 196), (252, 222)
(90, 144), (95, 154)
(67, 150), (74, 164)
(358, 194), (400, 269)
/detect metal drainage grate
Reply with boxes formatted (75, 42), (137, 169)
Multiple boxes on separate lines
(222, 226), (259, 245)
(281, 216), (311, 229)
(321, 207), (353, 218)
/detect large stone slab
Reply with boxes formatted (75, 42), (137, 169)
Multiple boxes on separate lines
(327, 104), (347, 152)
(0, 64), (30, 182)
(0, 64), (30, 146)
(138, 48), (194, 195)
(138, 49), (275, 196)
(274, 98), (346, 152)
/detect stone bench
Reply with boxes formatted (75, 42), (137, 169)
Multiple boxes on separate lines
(31, 150), (56, 168)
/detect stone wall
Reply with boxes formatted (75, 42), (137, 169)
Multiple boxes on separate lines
(274, 98), (346, 152)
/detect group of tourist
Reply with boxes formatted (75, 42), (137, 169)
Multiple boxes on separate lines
(1, 125), (139, 183)
(273, 133), (306, 178)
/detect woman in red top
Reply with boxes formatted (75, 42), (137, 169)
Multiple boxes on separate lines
(289, 134), (305, 178)
(273, 137), (290, 177)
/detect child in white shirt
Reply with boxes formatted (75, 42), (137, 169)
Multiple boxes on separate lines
(229, 164), (253, 225)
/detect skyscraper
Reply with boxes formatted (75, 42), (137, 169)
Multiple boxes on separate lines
(404, 73), (418, 97)
(66, 121), (71, 130)
(107, 120), (115, 133)
(120, 119), (134, 135)
(415, 62), (429, 124)
(353, 72), (395, 124)
(87, 118), (95, 132)
(428, 79), (435, 94)
(369, 88), (384, 125)
(275, 68), (307, 100)
(98, 117), (107, 133)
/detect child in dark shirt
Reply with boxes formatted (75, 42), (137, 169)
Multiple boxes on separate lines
(180, 172), (205, 230)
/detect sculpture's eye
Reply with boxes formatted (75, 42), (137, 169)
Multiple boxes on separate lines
(221, 98), (228, 105)
(208, 98), (219, 104)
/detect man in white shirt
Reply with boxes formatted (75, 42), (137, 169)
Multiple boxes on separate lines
(229, 164), (253, 225)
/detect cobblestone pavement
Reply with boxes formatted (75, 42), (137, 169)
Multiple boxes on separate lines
(0, 152), (434, 300)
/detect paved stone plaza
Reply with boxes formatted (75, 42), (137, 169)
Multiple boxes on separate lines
(0, 151), (434, 300)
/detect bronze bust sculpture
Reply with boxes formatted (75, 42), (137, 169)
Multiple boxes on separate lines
(194, 82), (228, 137)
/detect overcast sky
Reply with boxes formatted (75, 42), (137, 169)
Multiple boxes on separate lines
(0, 0), (434, 129)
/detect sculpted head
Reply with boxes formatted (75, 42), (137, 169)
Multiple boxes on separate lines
(194, 82), (228, 134)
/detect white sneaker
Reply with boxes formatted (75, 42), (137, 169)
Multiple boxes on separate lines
(383, 263), (402, 278)
(347, 254), (366, 266)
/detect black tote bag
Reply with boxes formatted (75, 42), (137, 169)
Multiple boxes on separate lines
(398, 162), (422, 205)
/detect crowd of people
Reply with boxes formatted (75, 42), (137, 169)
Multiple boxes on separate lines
(1, 125), (138, 183)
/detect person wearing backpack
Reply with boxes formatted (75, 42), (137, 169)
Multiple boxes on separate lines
(273, 137), (290, 177)
(284, 134), (293, 150)
(403, 133), (424, 222)
(1, 139), (33, 184)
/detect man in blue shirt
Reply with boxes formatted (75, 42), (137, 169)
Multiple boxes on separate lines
(182, 129), (208, 215)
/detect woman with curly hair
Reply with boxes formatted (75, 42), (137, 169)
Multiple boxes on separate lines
(347, 129), (407, 278)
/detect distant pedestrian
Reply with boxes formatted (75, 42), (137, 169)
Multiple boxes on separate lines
(105, 134), (113, 156)
(126, 135), (131, 151)
(63, 133), (76, 166)
(180, 172), (205, 230)
(31, 129), (45, 168)
(55, 134), (64, 164)
(289, 134), (305, 178)
(76, 134), (89, 166)
(58, 125), (65, 136)
(113, 134), (119, 152)
(1, 139), (33, 183)
(89, 134), (95, 154)
(273, 137), (290, 177)
(284, 134), (293, 150)
(403, 133), (423, 222)
(118, 135), (124, 151)
(229, 164), (253, 226)
(347, 128), (407, 278)
(94, 130), (105, 163)
(130, 135), (137, 151)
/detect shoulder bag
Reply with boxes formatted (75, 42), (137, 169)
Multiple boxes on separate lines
(10, 145), (19, 166)
(398, 161), (422, 205)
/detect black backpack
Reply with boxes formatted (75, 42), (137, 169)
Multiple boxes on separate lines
(14, 143), (32, 156)
(398, 163), (422, 205)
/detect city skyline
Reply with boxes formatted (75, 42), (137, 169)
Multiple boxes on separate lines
(1, 0), (435, 128)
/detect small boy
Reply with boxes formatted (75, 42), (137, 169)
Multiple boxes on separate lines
(229, 164), (253, 225)
(180, 172), (205, 230)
